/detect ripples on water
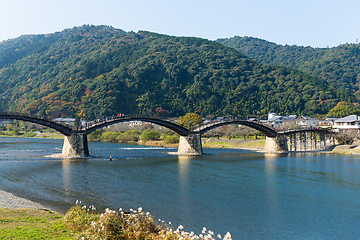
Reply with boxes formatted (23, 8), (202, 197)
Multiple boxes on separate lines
(1, 137), (360, 239)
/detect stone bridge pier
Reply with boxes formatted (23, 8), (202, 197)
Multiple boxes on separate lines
(264, 135), (288, 153)
(177, 133), (203, 155)
(62, 131), (89, 158)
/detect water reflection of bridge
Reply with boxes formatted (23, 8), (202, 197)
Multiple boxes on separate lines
(0, 112), (335, 157)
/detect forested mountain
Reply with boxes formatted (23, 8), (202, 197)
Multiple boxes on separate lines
(0, 25), (355, 120)
(217, 36), (360, 96)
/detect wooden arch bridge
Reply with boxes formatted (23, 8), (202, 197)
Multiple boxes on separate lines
(0, 112), (335, 157)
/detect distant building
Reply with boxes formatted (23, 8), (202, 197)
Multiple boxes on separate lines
(129, 121), (142, 127)
(0, 119), (10, 126)
(333, 115), (360, 130)
(298, 116), (319, 128)
(52, 118), (86, 126)
(266, 113), (298, 129)
(318, 116), (340, 128)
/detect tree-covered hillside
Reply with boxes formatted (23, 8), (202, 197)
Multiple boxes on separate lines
(0, 25), (355, 120)
(217, 36), (360, 96)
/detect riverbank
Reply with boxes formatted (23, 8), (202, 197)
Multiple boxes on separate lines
(331, 144), (360, 155)
(0, 188), (229, 240)
(0, 132), (64, 139)
(142, 137), (266, 150)
(0, 189), (47, 210)
(0, 208), (75, 239)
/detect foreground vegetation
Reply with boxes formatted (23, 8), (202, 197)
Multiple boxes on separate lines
(64, 204), (231, 240)
(0, 206), (232, 240)
(0, 209), (75, 239)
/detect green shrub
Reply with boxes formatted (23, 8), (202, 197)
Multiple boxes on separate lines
(119, 130), (140, 143)
(11, 130), (20, 135)
(141, 129), (160, 142)
(88, 129), (103, 141)
(164, 134), (180, 144)
(102, 131), (122, 142)
(23, 132), (37, 137)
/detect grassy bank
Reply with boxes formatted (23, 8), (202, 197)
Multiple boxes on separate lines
(0, 131), (64, 139)
(202, 138), (265, 150)
(0, 209), (75, 239)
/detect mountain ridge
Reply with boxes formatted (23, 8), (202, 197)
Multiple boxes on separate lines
(0, 25), (355, 119)
(217, 36), (360, 96)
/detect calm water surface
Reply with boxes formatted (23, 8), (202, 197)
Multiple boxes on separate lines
(1, 137), (360, 239)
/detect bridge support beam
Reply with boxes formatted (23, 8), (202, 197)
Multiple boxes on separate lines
(177, 134), (203, 156)
(62, 132), (89, 158)
(265, 135), (288, 153)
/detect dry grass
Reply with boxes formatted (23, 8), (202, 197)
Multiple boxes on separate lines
(64, 204), (232, 240)
(143, 140), (179, 148)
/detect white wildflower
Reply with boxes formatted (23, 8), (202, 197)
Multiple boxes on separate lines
(202, 227), (207, 234)
(217, 234), (221, 239)
(178, 225), (184, 230)
(223, 232), (232, 240)
(138, 207), (142, 212)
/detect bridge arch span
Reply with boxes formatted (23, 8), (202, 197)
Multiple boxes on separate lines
(192, 120), (277, 137)
(86, 116), (190, 136)
(0, 112), (72, 136)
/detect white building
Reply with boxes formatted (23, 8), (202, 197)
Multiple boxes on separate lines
(333, 115), (360, 130)
(52, 118), (86, 126)
(0, 119), (10, 126)
(298, 116), (319, 128)
(267, 113), (298, 129)
(318, 117), (340, 129)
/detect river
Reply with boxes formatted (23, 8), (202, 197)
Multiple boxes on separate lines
(0, 136), (360, 239)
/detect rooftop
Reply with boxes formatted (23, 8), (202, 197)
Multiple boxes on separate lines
(335, 115), (360, 123)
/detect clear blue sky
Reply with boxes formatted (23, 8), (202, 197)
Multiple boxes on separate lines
(1, 0), (360, 48)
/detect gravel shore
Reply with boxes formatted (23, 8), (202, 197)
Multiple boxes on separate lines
(0, 189), (47, 210)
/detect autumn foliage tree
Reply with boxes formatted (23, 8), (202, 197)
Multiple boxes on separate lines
(178, 113), (203, 129)
(327, 102), (360, 117)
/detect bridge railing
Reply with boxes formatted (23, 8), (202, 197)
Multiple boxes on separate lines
(191, 118), (273, 131)
(82, 114), (182, 130)
(0, 111), (78, 130)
